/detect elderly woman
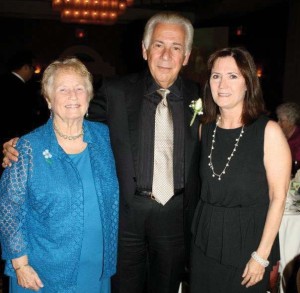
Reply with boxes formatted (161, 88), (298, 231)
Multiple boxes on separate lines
(276, 102), (300, 174)
(0, 57), (119, 292)
(190, 47), (291, 292)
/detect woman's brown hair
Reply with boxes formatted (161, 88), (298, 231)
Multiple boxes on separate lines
(202, 47), (266, 125)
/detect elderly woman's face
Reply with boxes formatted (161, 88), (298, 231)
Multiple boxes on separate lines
(277, 114), (293, 137)
(49, 69), (89, 121)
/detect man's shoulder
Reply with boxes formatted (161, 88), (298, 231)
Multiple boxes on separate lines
(181, 77), (199, 88)
(180, 77), (200, 97)
(104, 71), (144, 87)
(0, 72), (19, 84)
(17, 123), (48, 149)
(85, 120), (108, 133)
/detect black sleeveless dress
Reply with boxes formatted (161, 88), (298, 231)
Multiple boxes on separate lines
(190, 116), (279, 293)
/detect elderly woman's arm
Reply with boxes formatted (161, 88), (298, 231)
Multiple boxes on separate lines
(241, 120), (292, 288)
(11, 255), (43, 291)
(0, 140), (30, 259)
(0, 139), (43, 290)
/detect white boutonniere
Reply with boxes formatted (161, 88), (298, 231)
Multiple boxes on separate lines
(43, 149), (52, 164)
(189, 98), (203, 126)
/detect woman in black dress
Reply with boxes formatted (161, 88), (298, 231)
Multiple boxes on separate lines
(190, 47), (291, 292)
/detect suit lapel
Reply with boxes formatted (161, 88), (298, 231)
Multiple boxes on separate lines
(183, 84), (200, 184)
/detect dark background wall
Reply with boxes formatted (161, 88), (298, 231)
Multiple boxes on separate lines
(0, 1), (293, 117)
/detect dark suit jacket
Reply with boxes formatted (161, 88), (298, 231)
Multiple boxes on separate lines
(88, 70), (201, 262)
(0, 73), (34, 142)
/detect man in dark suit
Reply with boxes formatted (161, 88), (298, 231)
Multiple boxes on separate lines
(0, 50), (35, 146)
(1, 12), (201, 293)
(88, 12), (201, 293)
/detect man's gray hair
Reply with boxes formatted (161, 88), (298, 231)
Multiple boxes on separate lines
(143, 12), (194, 55)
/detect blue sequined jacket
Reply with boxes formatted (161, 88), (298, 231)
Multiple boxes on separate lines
(0, 119), (119, 292)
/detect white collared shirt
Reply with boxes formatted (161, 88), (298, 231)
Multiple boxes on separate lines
(12, 71), (25, 83)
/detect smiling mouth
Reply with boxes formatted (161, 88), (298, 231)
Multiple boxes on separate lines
(65, 104), (80, 108)
(158, 66), (172, 71)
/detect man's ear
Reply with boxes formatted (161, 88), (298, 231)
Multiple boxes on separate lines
(142, 42), (148, 61)
(182, 52), (191, 66)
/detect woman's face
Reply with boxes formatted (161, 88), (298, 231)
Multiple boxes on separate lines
(48, 69), (89, 122)
(210, 56), (247, 112)
(277, 114), (294, 138)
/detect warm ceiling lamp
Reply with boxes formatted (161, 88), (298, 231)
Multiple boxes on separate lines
(52, 0), (134, 25)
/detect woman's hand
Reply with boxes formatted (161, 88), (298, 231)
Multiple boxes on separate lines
(15, 264), (44, 291)
(2, 137), (19, 168)
(12, 256), (44, 291)
(241, 257), (265, 288)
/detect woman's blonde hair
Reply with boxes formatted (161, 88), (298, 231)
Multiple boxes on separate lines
(41, 57), (93, 102)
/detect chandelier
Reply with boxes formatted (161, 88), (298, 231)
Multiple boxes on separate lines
(52, 0), (134, 25)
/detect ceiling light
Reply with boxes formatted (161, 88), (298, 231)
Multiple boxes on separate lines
(52, 0), (133, 25)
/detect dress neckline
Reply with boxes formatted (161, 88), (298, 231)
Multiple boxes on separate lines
(68, 146), (88, 157)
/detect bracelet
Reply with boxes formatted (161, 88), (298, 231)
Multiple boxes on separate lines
(251, 251), (269, 267)
(14, 264), (29, 271)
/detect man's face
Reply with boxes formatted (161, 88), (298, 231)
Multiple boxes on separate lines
(142, 22), (190, 89)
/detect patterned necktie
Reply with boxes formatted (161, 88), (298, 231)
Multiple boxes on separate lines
(152, 88), (174, 205)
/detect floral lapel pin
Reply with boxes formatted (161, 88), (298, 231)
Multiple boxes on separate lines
(189, 98), (203, 126)
(43, 149), (52, 164)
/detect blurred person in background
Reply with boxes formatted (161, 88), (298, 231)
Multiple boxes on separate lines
(276, 102), (300, 176)
(0, 50), (36, 141)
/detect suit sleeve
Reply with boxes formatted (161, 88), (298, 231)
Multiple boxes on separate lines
(88, 78), (108, 123)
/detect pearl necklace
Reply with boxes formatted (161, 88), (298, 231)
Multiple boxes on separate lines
(53, 122), (84, 140)
(208, 118), (245, 181)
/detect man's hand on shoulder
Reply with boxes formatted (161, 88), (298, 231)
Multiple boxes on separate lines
(2, 137), (20, 168)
